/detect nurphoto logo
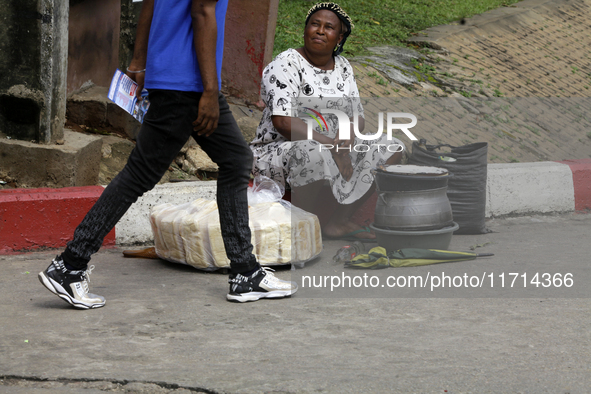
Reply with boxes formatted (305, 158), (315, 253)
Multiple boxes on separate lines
(302, 108), (418, 153)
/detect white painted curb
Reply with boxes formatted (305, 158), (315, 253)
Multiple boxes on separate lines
(486, 162), (575, 217)
(112, 162), (579, 246)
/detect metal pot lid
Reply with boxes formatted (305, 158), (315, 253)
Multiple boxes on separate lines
(378, 164), (448, 176)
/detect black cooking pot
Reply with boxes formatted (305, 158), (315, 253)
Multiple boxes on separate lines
(374, 187), (454, 231)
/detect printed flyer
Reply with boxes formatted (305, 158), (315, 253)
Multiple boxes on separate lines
(107, 68), (149, 123)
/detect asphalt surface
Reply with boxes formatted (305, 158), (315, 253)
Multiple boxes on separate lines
(1, 212), (590, 393)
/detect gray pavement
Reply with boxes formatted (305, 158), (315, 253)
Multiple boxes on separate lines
(1, 212), (590, 393)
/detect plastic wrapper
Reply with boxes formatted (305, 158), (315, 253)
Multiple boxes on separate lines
(150, 177), (322, 271)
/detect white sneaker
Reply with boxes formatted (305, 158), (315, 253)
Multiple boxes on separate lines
(39, 257), (105, 309)
(227, 267), (298, 302)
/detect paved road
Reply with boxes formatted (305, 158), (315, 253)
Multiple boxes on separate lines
(1, 212), (590, 393)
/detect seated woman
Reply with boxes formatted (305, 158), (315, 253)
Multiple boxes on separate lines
(250, 2), (404, 241)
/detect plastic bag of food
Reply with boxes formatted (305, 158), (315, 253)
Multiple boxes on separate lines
(150, 177), (322, 270)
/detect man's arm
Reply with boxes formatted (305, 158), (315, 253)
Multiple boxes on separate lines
(127, 0), (154, 96)
(191, 0), (220, 137)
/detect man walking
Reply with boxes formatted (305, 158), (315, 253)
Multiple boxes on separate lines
(39, 0), (297, 308)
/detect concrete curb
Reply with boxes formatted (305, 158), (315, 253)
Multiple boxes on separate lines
(0, 186), (115, 253)
(1, 160), (590, 253)
(486, 162), (575, 217)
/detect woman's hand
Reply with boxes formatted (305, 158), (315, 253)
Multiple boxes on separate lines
(332, 135), (354, 151)
(333, 119), (357, 151)
(331, 146), (353, 181)
(331, 121), (354, 181)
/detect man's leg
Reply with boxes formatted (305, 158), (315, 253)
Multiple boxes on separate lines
(193, 94), (258, 274)
(194, 94), (297, 301)
(39, 90), (198, 308)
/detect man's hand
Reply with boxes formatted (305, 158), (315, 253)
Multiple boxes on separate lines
(126, 67), (145, 99)
(193, 90), (219, 137)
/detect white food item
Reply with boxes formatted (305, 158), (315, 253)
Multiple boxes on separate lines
(267, 202), (292, 264)
(293, 210), (312, 261)
(291, 207), (323, 261)
(182, 200), (218, 269)
(207, 213), (231, 268)
(154, 203), (192, 263)
(249, 204), (280, 265)
(151, 198), (322, 269)
(150, 203), (173, 259)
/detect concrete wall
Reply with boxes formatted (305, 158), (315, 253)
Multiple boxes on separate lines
(69, 0), (278, 104)
(67, 0), (121, 94)
(222, 0), (279, 105)
(0, 0), (68, 143)
(0, 129), (102, 188)
(118, 0), (143, 72)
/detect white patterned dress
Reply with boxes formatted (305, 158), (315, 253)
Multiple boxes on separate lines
(250, 48), (404, 204)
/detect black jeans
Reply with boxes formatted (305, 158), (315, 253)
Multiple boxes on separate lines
(62, 90), (259, 274)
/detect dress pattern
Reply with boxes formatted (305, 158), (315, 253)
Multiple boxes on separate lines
(250, 48), (404, 205)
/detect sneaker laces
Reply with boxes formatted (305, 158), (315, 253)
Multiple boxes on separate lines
(258, 267), (290, 286)
(260, 267), (275, 275)
(263, 267), (285, 278)
(81, 265), (95, 294)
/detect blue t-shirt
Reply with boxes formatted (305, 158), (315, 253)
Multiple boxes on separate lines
(144, 0), (227, 92)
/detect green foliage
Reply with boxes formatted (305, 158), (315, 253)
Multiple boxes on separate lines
(274, 0), (523, 57)
(410, 58), (436, 74)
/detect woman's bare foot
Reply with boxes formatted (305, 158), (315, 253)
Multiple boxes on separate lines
(323, 220), (376, 240)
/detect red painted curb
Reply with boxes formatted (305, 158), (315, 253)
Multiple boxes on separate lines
(560, 159), (591, 211)
(0, 186), (115, 253)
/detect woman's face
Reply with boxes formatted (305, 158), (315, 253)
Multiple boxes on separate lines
(304, 10), (344, 55)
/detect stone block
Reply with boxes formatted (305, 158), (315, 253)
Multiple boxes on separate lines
(106, 101), (141, 139)
(0, 129), (102, 188)
(67, 85), (140, 139)
(67, 89), (107, 126)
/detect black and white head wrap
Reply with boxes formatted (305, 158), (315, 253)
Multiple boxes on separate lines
(305, 2), (354, 56)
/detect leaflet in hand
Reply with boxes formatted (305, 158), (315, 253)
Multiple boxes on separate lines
(107, 68), (150, 123)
